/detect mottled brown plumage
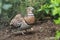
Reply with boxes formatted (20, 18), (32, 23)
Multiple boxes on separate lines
(10, 14), (23, 27)
(10, 7), (35, 33)
(24, 7), (35, 24)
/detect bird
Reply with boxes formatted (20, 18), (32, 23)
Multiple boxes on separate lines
(24, 7), (35, 25)
(9, 7), (35, 34)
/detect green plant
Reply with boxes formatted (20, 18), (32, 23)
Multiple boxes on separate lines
(0, 0), (47, 21)
(0, 0), (2, 14)
(38, 0), (60, 24)
(55, 30), (60, 40)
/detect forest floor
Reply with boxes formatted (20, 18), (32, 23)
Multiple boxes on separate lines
(0, 20), (60, 40)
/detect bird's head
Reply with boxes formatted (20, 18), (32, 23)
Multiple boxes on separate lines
(26, 7), (34, 14)
(27, 7), (34, 11)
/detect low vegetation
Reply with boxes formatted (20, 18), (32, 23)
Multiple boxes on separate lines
(0, 0), (60, 40)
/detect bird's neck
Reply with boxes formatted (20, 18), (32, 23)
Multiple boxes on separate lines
(27, 13), (34, 16)
(27, 11), (34, 16)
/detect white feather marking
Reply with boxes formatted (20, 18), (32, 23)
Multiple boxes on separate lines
(28, 14), (34, 16)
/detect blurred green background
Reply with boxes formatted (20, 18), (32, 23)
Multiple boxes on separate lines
(0, 0), (60, 27)
(0, 0), (47, 25)
(0, 0), (60, 39)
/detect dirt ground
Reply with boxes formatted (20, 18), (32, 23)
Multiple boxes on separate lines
(0, 20), (60, 40)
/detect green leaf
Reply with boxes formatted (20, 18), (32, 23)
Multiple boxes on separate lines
(2, 4), (12, 10)
(37, 9), (42, 12)
(52, 9), (58, 16)
(51, 0), (60, 7)
(54, 18), (60, 24)
(0, 9), (1, 14)
(55, 30), (60, 40)
(9, 0), (20, 3)
(0, 3), (2, 7)
(49, 4), (54, 8)
(45, 9), (49, 14)
(0, 0), (2, 14)
(52, 7), (60, 16)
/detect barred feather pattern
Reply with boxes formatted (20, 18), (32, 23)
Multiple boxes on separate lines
(10, 7), (35, 31)
(10, 14), (23, 27)
(24, 7), (35, 24)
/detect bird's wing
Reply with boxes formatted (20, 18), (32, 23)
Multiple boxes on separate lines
(10, 14), (23, 27)
(18, 19), (31, 30)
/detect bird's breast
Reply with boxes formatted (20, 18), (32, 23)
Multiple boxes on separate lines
(24, 16), (35, 24)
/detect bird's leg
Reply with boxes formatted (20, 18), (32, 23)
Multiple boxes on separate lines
(25, 29), (28, 32)
(21, 31), (25, 35)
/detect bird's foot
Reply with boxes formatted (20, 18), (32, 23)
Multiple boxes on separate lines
(31, 28), (34, 31)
